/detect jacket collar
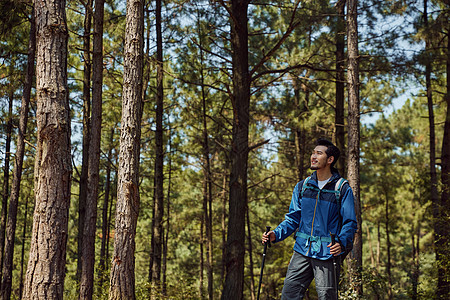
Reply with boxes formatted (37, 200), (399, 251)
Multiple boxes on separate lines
(310, 168), (341, 185)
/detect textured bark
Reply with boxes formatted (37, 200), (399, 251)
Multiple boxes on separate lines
(77, 0), (92, 283)
(423, 1), (445, 296)
(246, 207), (255, 300)
(108, 0), (143, 297)
(79, 0), (104, 297)
(22, 0), (71, 297)
(162, 134), (172, 295)
(199, 22), (214, 298)
(0, 7), (36, 300)
(151, 0), (164, 290)
(222, 1), (250, 299)
(437, 16), (450, 297)
(19, 196), (29, 299)
(0, 73), (13, 282)
(335, 0), (346, 175)
(345, 0), (363, 296)
(385, 191), (392, 299)
(292, 74), (309, 182)
(220, 172), (227, 285)
(99, 128), (114, 288)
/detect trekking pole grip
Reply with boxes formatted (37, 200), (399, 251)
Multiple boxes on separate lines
(265, 226), (271, 248)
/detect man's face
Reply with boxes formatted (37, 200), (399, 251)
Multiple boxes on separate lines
(310, 145), (333, 170)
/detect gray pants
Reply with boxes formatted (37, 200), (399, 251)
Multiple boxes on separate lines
(281, 251), (340, 300)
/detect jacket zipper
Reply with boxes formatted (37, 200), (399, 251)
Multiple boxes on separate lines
(306, 190), (320, 255)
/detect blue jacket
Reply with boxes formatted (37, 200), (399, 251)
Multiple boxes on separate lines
(272, 170), (357, 260)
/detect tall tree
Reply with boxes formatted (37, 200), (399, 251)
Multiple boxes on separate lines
(99, 128), (114, 289)
(0, 67), (13, 281)
(197, 6), (214, 297)
(438, 5), (450, 296)
(346, 0), (363, 296)
(335, 0), (346, 175)
(22, 0), (72, 297)
(221, 1), (250, 299)
(79, 0), (105, 297)
(108, 0), (144, 297)
(77, 0), (93, 283)
(0, 5), (36, 299)
(422, 1), (443, 296)
(151, 0), (165, 292)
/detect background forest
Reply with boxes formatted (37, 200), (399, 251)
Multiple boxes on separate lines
(0, 0), (449, 299)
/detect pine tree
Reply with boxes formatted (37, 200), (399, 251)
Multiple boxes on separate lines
(22, 0), (72, 297)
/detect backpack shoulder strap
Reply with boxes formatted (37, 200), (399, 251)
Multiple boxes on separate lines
(334, 177), (348, 207)
(335, 178), (347, 199)
(300, 176), (312, 198)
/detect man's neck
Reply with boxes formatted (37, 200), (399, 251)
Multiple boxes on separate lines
(316, 168), (332, 182)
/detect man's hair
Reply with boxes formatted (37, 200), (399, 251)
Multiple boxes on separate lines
(316, 138), (340, 167)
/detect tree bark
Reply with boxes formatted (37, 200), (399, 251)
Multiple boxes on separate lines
(99, 128), (114, 289)
(198, 16), (214, 296)
(108, 0), (144, 297)
(19, 195), (29, 300)
(0, 69), (14, 282)
(220, 171), (227, 285)
(246, 206), (255, 300)
(79, 0), (105, 297)
(335, 0), (346, 175)
(151, 0), (164, 292)
(385, 191), (392, 299)
(437, 15), (450, 297)
(346, 0), (363, 296)
(77, 0), (92, 283)
(0, 6), (36, 299)
(222, 1), (250, 299)
(22, 0), (71, 297)
(162, 130), (172, 296)
(423, 1), (446, 296)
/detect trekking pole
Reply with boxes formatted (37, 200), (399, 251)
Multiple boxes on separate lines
(257, 226), (271, 300)
(330, 233), (339, 299)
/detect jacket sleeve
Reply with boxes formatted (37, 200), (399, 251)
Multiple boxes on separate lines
(338, 184), (358, 249)
(272, 181), (303, 243)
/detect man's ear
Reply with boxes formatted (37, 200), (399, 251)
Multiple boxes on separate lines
(327, 156), (334, 165)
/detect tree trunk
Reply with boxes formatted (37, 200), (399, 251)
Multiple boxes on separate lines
(99, 128), (114, 289)
(151, 0), (164, 292)
(246, 206), (255, 300)
(345, 0), (363, 296)
(335, 0), (346, 175)
(291, 75), (309, 182)
(221, 172), (227, 285)
(77, 0), (92, 283)
(437, 17), (450, 298)
(366, 224), (374, 267)
(162, 131), (172, 296)
(385, 191), (392, 299)
(200, 218), (205, 299)
(198, 22), (214, 297)
(22, 0), (71, 297)
(106, 173), (116, 270)
(0, 6), (36, 299)
(19, 195), (29, 300)
(411, 217), (420, 300)
(108, 0), (144, 297)
(79, 0), (104, 297)
(222, 1), (250, 299)
(423, 1), (446, 296)
(0, 70), (14, 282)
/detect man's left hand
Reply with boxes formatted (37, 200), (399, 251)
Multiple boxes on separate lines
(327, 242), (342, 256)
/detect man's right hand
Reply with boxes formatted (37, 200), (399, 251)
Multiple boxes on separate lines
(261, 231), (276, 245)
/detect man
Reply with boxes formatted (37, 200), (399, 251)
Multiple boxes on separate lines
(262, 138), (357, 299)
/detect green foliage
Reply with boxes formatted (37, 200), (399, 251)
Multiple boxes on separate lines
(1, 0), (449, 298)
